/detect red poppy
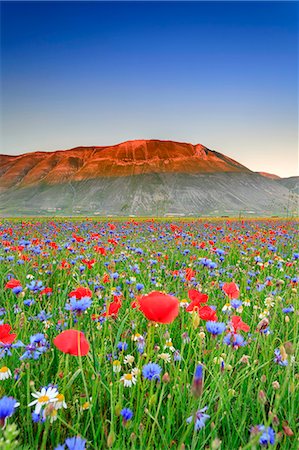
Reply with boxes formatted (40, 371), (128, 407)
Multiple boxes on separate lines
(40, 287), (52, 296)
(231, 316), (250, 333)
(185, 268), (196, 281)
(82, 259), (96, 269)
(69, 287), (92, 299)
(0, 324), (17, 344)
(5, 279), (21, 290)
(222, 282), (239, 299)
(102, 274), (110, 283)
(102, 300), (122, 317)
(186, 290), (208, 311)
(198, 306), (217, 322)
(53, 329), (90, 356)
(138, 291), (179, 324)
(94, 246), (107, 256)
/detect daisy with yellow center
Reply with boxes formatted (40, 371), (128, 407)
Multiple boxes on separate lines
(222, 303), (232, 313)
(179, 299), (190, 308)
(28, 386), (58, 414)
(0, 366), (12, 380)
(131, 367), (140, 377)
(82, 401), (90, 410)
(164, 339), (175, 352)
(120, 373), (137, 387)
(158, 353), (171, 363)
(131, 333), (142, 342)
(112, 360), (122, 373)
(123, 355), (135, 366)
(55, 393), (67, 410)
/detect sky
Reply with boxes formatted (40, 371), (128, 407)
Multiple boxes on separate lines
(1, 1), (298, 177)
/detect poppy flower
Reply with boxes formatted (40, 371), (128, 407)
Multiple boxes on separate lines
(138, 291), (179, 324)
(53, 329), (90, 356)
(231, 316), (250, 333)
(186, 290), (208, 311)
(68, 287), (92, 299)
(185, 268), (196, 281)
(222, 282), (239, 299)
(198, 306), (217, 322)
(5, 279), (21, 290)
(82, 259), (96, 269)
(102, 299), (122, 317)
(0, 325), (16, 345)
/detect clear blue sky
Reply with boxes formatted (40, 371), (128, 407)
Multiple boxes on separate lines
(1, 1), (298, 177)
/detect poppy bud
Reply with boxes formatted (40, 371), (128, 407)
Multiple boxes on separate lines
(282, 421), (294, 436)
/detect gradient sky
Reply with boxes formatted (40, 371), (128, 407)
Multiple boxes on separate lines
(1, 1), (298, 177)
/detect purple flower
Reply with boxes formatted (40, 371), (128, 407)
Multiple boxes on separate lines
(65, 296), (92, 314)
(192, 364), (203, 397)
(142, 363), (162, 381)
(186, 406), (210, 431)
(282, 305), (294, 314)
(273, 348), (288, 366)
(0, 396), (19, 428)
(120, 408), (133, 423)
(223, 333), (247, 348)
(206, 321), (226, 336)
(117, 341), (128, 352)
(230, 299), (242, 310)
(251, 425), (275, 446)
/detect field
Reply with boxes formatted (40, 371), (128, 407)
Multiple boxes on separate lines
(0, 218), (298, 449)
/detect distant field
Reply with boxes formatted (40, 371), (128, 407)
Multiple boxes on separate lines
(0, 218), (298, 449)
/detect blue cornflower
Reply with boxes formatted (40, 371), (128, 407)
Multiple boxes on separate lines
(173, 350), (181, 362)
(55, 436), (86, 450)
(230, 299), (242, 310)
(282, 305), (294, 314)
(192, 364), (203, 397)
(65, 296), (92, 315)
(136, 283), (144, 291)
(0, 396), (19, 428)
(32, 411), (46, 424)
(223, 333), (247, 348)
(259, 426), (275, 446)
(142, 363), (162, 381)
(20, 333), (49, 360)
(24, 299), (35, 307)
(186, 406), (210, 431)
(12, 286), (23, 295)
(206, 321), (226, 336)
(26, 280), (45, 293)
(194, 364), (203, 381)
(65, 437), (86, 450)
(273, 348), (288, 366)
(36, 310), (52, 322)
(120, 408), (133, 423)
(117, 342), (128, 352)
(251, 425), (275, 446)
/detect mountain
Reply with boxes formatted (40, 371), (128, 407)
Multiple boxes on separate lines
(0, 140), (298, 216)
(277, 176), (299, 195)
(258, 172), (281, 180)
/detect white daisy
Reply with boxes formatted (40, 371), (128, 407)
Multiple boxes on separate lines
(55, 393), (67, 410)
(131, 367), (140, 377)
(0, 366), (12, 380)
(158, 353), (171, 363)
(123, 355), (135, 366)
(120, 373), (137, 387)
(112, 360), (122, 373)
(28, 386), (58, 414)
(164, 339), (175, 352)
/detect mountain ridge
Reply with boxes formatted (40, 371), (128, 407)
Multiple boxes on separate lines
(0, 139), (297, 216)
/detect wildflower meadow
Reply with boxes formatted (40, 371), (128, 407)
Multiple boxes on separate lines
(0, 218), (298, 449)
